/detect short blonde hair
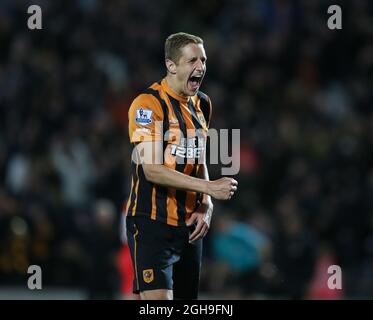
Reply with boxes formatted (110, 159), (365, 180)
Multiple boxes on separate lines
(165, 32), (203, 64)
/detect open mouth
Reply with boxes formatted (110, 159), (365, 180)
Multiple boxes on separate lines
(187, 74), (203, 92)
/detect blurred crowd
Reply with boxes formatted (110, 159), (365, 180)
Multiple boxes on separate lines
(0, 0), (372, 299)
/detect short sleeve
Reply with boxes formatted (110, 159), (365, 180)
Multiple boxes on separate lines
(128, 94), (164, 143)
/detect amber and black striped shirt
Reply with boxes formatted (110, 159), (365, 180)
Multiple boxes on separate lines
(125, 78), (212, 226)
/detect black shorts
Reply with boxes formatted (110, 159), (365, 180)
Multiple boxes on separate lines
(126, 215), (203, 299)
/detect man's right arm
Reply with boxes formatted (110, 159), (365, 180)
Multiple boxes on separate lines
(138, 141), (237, 201)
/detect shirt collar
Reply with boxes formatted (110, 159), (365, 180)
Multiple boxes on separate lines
(161, 78), (190, 103)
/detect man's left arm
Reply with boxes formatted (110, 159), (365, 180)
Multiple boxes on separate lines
(187, 163), (214, 243)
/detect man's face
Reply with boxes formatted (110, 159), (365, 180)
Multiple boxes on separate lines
(174, 43), (207, 96)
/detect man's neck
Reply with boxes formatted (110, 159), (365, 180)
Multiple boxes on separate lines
(165, 75), (187, 98)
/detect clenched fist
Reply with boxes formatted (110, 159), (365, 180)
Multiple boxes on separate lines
(207, 177), (238, 200)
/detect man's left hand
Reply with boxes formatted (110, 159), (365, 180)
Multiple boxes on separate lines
(186, 202), (213, 243)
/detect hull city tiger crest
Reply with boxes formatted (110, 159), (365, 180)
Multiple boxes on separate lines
(143, 269), (154, 283)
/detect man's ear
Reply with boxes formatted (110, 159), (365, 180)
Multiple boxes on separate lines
(165, 59), (177, 74)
